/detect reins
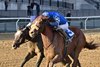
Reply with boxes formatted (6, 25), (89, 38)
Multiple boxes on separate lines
(39, 22), (55, 50)
(44, 30), (55, 50)
(24, 40), (29, 43)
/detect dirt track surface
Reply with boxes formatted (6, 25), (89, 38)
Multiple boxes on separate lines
(0, 30), (100, 67)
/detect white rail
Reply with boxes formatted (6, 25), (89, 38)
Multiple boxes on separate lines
(0, 16), (100, 30)
(0, 17), (30, 30)
(66, 16), (100, 30)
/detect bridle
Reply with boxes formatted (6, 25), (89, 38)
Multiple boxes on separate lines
(32, 20), (55, 49)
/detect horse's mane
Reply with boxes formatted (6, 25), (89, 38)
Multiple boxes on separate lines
(32, 15), (49, 25)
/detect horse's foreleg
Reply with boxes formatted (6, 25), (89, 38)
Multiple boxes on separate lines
(20, 52), (36, 67)
(36, 52), (44, 67)
(45, 58), (50, 67)
(49, 54), (63, 67)
(72, 55), (79, 67)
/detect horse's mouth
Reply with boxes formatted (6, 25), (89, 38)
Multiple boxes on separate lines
(32, 35), (36, 39)
(12, 46), (17, 49)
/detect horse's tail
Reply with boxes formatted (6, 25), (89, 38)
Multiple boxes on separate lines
(84, 41), (98, 50)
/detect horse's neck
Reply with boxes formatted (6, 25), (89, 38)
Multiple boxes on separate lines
(24, 30), (32, 41)
(41, 26), (54, 48)
(26, 35), (32, 41)
(26, 32), (39, 42)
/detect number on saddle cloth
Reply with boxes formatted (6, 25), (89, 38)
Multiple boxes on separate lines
(65, 29), (74, 39)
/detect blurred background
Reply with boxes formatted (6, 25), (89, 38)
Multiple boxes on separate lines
(0, 0), (100, 32)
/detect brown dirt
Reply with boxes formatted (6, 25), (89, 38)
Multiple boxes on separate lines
(0, 30), (100, 67)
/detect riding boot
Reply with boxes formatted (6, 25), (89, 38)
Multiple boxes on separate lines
(55, 28), (69, 43)
(59, 30), (69, 42)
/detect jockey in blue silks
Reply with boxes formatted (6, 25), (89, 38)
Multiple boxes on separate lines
(42, 11), (74, 42)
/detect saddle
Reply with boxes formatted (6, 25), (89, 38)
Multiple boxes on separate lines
(53, 28), (69, 44)
(53, 28), (68, 57)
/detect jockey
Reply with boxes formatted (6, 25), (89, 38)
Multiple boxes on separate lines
(42, 11), (74, 42)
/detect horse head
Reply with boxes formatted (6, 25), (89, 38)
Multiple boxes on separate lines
(29, 15), (47, 38)
(12, 27), (29, 49)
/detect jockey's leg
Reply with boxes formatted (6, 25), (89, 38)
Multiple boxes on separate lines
(65, 29), (74, 41)
(59, 22), (74, 42)
(56, 28), (67, 40)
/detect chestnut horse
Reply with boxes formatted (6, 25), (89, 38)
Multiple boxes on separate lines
(12, 27), (44, 67)
(12, 27), (81, 67)
(29, 15), (97, 67)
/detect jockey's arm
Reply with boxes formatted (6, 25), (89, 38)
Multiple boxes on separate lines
(49, 22), (58, 27)
(50, 15), (60, 27)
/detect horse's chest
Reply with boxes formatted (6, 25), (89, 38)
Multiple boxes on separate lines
(44, 46), (55, 56)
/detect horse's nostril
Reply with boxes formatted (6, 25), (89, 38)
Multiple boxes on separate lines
(12, 44), (16, 49)
(13, 45), (15, 47)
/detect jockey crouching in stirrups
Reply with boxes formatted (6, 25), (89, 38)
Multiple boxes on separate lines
(42, 11), (74, 42)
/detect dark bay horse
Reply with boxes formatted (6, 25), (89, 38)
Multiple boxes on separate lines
(29, 15), (97, 67)
(12, 27), (44, 67)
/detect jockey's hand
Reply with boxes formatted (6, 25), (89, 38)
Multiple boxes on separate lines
(55, 27), (62, 31)
(49, 22), (58, 27)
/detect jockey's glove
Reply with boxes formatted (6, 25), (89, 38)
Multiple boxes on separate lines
(56, 27), (62, 30)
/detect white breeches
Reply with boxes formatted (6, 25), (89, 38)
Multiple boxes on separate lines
(59, 22), (68, 30)
(59, 22), (74, 37)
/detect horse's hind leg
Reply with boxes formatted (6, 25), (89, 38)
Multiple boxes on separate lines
(72, 47), (81, 67)
(70, 52), (81, 67)
(20, 52), (36, 67)
(62, 53), (81, 67)
(36, 52), (44, 67)
(49, 54), (63, 67)
(62, 55), (72, 67)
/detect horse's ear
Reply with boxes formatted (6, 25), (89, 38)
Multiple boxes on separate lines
(42, 15), (48, 20)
